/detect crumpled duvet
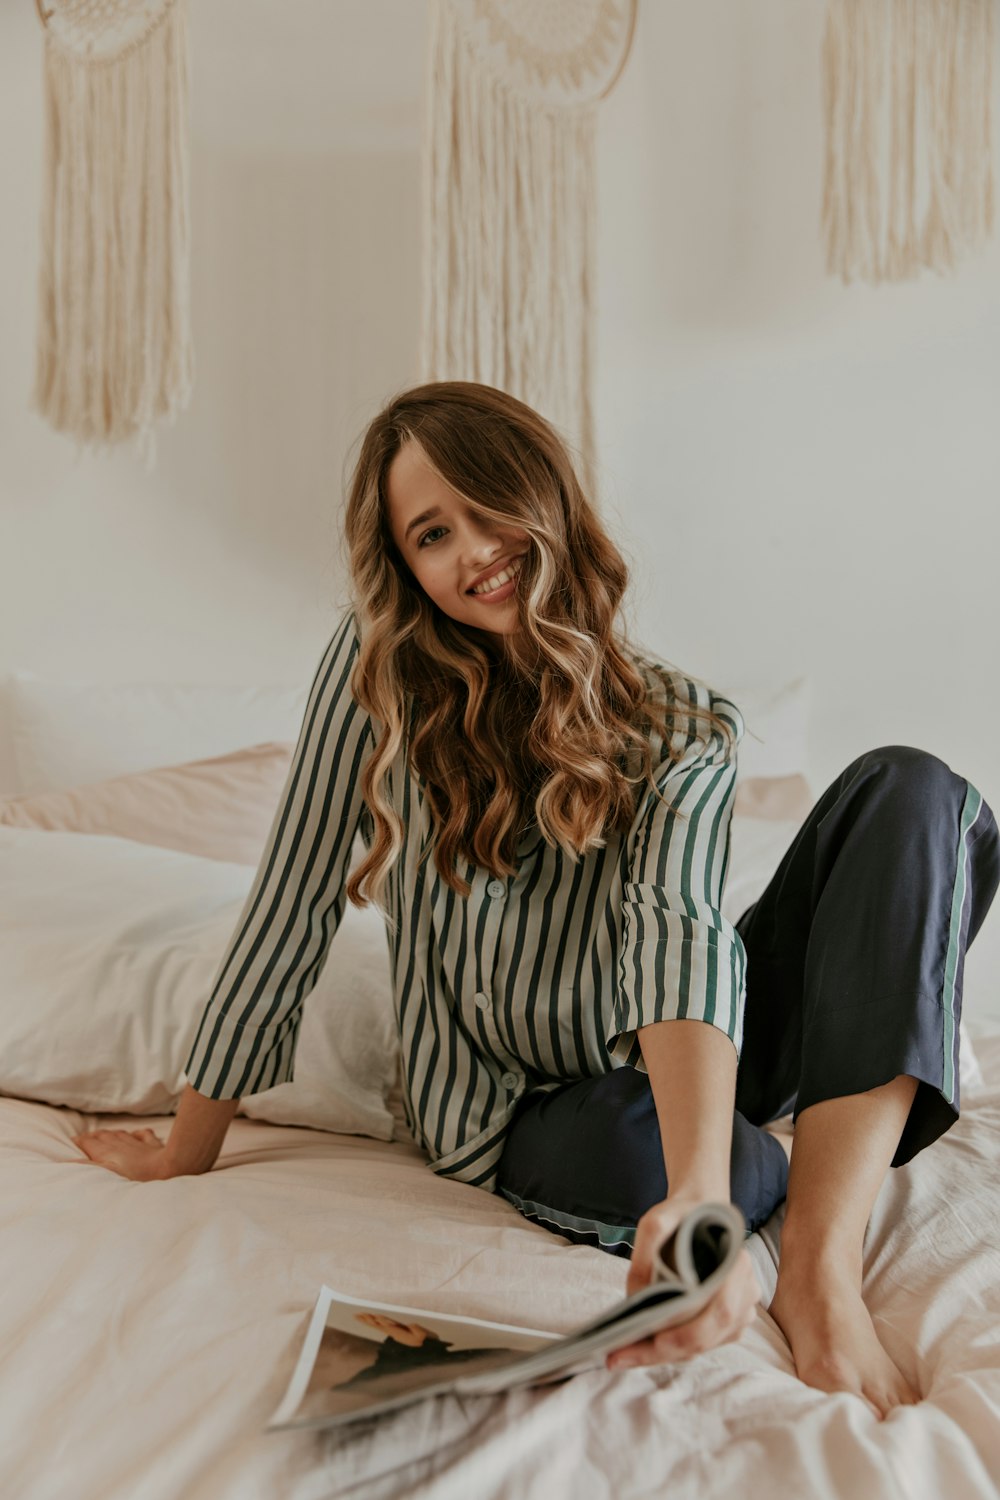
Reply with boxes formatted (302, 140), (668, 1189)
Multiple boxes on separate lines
(3, 1030), (1000, 1500)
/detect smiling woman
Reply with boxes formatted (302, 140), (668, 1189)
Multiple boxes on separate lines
(74, 378), (1000, 1425)
(336, 379), (736, 916)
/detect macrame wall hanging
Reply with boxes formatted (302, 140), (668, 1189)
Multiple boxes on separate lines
(33, 0), (194, 468)
(822, 0), (995, 285)
(420, 0), (636, 495)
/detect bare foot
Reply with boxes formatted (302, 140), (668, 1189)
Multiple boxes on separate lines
(768, 1258), (920, 1420)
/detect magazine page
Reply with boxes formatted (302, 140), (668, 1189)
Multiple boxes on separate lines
(267, 1201), (745, 1432)
(454, 1199), (745, 1395)
(267, 1287), (563, 1431)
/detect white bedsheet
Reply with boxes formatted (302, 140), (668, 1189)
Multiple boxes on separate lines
(3, 1030), (1000, 1500)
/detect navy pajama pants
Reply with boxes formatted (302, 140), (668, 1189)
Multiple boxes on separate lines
(494, 745), (1000, 1258)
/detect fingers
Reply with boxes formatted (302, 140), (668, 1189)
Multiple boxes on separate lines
(626, 1231), (655, 1297)
(70, 1127), (162, 1149)
(608, 1304), (751, 1370)
(607, 1334), (658, 1367)
(626, 1202), (685, 1296)
(608, 1256), (761, 1371)
(71, 1139), (125, 1174)
(69, 1126), (163, 1172)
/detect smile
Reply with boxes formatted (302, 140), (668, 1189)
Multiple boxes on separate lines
(467, 555), (525, 596)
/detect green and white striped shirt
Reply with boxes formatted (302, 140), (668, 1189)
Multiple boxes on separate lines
(184, 609), (747, 1191)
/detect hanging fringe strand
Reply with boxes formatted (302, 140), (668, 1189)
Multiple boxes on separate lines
(822, 0), (994, 285)
(420, 0), (609, 494)
(33, 0), (193, 466)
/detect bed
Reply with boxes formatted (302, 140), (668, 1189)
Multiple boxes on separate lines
(2, 667), (998, 1500)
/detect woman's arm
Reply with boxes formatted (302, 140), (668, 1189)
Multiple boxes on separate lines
(638, 1017), (736, 1202)
(161, 1083), (242, 1173)
(74, 611), (376, 1179)
(604, 1018), (761, 1370)
(72, 1084), (241, 1180)
(183, 610), (375, 1103)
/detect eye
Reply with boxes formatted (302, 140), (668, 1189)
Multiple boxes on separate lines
(417, 526), (447, 547)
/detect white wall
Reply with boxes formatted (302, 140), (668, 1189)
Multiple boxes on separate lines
(591, 1), (1000, 1020)
(2, 1), (998, 1018)
(0, 0), (425, 701)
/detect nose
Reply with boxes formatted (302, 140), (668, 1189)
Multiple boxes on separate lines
(460, 515), (510, 565)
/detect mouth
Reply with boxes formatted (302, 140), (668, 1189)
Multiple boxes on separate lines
(466, 554), (526, 599)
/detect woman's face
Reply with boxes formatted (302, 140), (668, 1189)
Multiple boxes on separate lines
(385, 439), (530, 639)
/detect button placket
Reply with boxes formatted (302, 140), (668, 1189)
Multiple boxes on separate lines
(474, 874), (521, 1095)
(473, 988), (501, 1042)
(472, 988), (521, 1093)
(476, 871), (506, 993)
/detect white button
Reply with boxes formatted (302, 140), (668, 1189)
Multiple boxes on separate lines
(501, 1072), (519, 1090)
(475, 992), (490, 1011)
(486, 879), (506, 898)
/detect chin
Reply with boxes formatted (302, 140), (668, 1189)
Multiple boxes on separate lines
(471, 616), (519, 637)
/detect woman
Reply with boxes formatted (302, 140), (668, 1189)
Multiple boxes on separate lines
(74, 381), (999, 1422)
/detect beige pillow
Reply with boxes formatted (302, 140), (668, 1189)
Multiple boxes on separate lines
(0, 742), (296, 866)
(733, 773), (813, 823)
(0, 825), (398, 1136)
(0, 749), (814, 874)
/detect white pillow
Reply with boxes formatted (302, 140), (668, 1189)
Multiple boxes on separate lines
(723, 813), (984, 1091)
(0, 826), (398, 1136)
(720, 677), (811, 783)
(721, 815), (802, 929)
(3, 670), (809, 796)
(6, 671), (309, 797)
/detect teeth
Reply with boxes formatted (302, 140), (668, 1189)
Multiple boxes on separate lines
(470, 556), (523, 595)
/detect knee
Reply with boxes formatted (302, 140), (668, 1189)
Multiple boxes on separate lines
(498, 1069), (667, 1220)
(852, 745), (962, 808)
(730, 1115), (789, 1231)
(591, 1070), (668, 1212)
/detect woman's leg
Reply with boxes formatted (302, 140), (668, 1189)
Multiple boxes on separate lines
(495, 1066), (790, 1259)
(734, 744), (999, 1416)
(767, 1077), (920, 1416)
(497, 744), (998, 1413)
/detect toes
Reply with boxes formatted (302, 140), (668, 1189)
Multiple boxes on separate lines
(857, 1375), (920, 1419)
(873, 1381), (920, 1414)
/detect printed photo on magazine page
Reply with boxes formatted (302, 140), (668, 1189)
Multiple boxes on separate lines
(267, 1200), (746, 1432)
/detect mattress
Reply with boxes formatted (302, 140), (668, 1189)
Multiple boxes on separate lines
(3, 1029), (1000, 1500)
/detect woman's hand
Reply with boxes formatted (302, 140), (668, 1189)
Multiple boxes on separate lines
(70, 1128), (172, 1181)
(605, 1194), (762, 1371)
(70, 1088), (240, 1180)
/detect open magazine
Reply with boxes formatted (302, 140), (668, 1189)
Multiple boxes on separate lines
(267, 1200), (747, 1431)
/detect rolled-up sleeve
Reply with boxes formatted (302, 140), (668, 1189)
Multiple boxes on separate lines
(183, 608), (377, 1100)
(608, 687), (747, 1068)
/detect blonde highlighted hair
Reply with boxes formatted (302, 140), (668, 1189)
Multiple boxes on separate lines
(340, 381), (736, 913)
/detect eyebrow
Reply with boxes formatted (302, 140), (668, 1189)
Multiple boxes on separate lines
(403, 507), (442, 543)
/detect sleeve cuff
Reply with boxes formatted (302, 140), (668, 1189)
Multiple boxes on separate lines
(182, 1009), (300, 1100)
(605, 1012), (741, 1073)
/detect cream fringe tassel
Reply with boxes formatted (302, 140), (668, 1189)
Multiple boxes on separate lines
(419, 0), (598, 495)
(822, 0), (995, 285)
(33, 0), (193, 468)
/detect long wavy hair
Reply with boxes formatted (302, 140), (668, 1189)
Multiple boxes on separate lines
(340, 381), (736, 917)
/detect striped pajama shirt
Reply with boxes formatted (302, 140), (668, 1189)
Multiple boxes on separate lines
(183, 608), (746, 1192)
